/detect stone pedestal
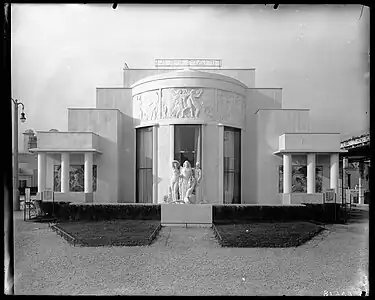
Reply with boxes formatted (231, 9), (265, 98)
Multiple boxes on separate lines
(161, 204), (212, 226)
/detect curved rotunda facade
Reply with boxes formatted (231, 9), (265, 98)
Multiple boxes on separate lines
(132, 70), (247, 205)
(31, 63), (343, 205)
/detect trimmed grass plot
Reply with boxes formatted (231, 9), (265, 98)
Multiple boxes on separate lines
(214, 221), (324, 248)
(55, 219), (161, 246)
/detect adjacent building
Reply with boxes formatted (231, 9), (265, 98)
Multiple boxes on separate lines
(17, 129), (38, 195)
(340, 132), (370, 204)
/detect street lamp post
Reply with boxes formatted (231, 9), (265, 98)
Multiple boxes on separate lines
(12, 98), (26, 211)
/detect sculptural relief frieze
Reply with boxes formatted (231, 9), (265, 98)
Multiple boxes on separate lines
(170, 88), (204, 119)
(134, 87), (245, 126)
(201, 95), (215, 119)
(134, 90), (160, 121)
(217, 90), (246, 126)
(161, 88), (216, 121)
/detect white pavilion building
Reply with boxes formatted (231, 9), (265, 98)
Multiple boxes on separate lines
(31, 59), (344, 205)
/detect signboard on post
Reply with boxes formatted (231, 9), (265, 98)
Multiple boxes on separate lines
(43, 190), (54, 201)
(324, 188), (337, 222)
(324, 189), (336, 203)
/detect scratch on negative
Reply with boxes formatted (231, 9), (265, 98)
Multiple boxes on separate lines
(164, 227), (171, 246)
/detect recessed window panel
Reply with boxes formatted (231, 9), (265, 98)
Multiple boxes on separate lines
(223, 127), (241, 204)
(136, 127), (153, 203)
(53, 165), (97, 192)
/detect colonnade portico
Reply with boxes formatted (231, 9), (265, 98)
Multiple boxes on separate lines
(281, 152), (340, 195)
(37, 151), (94, 196)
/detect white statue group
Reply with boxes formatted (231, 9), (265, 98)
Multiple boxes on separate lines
(167, 160), (203, 204)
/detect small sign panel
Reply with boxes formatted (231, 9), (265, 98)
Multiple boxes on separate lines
(324, 189), (336, 203)
(43, 190), (53, 201)
(345, 189), (352, 204)
(155, 58), (222, 68)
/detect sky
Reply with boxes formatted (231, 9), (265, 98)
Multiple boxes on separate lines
(11, 4), (370, 150)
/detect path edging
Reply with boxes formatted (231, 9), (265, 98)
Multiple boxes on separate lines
(148, 223), (162, 245)
(50, 221), (163, 247)
(49, 223), (77, 246)
(211, 223), (224, 246)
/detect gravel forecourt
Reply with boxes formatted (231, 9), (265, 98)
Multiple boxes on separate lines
(14, 211), (369, 296)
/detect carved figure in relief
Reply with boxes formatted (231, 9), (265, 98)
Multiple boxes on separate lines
(161, 102), (168, 119)
(170, 88), (203, 119)
(167, 160), (181, 203)
(231, 95), (245, 124)
(203, 100), (213, 118)
(218, 91), (245, 124)
(180, 89), (192, 117)
(183, 89), (203, 118)
(170, 89), (184, 118)
(218, 91), (232, 121)
(148, 91), (160, 120)
(136, 96), (146, 120)
(137, 92), (160, 121)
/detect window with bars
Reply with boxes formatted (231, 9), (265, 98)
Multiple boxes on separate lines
(28, 136), (37, 149)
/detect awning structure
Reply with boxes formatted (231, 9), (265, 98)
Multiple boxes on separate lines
(341, 132), (370, 149)
(340, 132), (370, 204)
(340, 132), (370, 163)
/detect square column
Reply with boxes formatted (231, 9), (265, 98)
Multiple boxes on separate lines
(330, 153), (339, 193)
(61, 152), (70, 193)
(358, 162), (365, 204)
(37, 153), (46, 193)
(84, 152), (93, 193)
(240, 128), (244, 204)
(152, 126), (158, 204)
(169, 124), (174, 164)
(307, 153), (316, 194)
(218, 125), (224, 203)
(198, 124), (205, 203)
(358, 176), (364, 204)
(283, 153), (292, 194)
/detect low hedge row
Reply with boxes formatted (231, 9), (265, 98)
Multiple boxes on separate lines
(40, 202), (344, 224)
(213, 204), (344, 224)
(41, 202), (161, 222)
